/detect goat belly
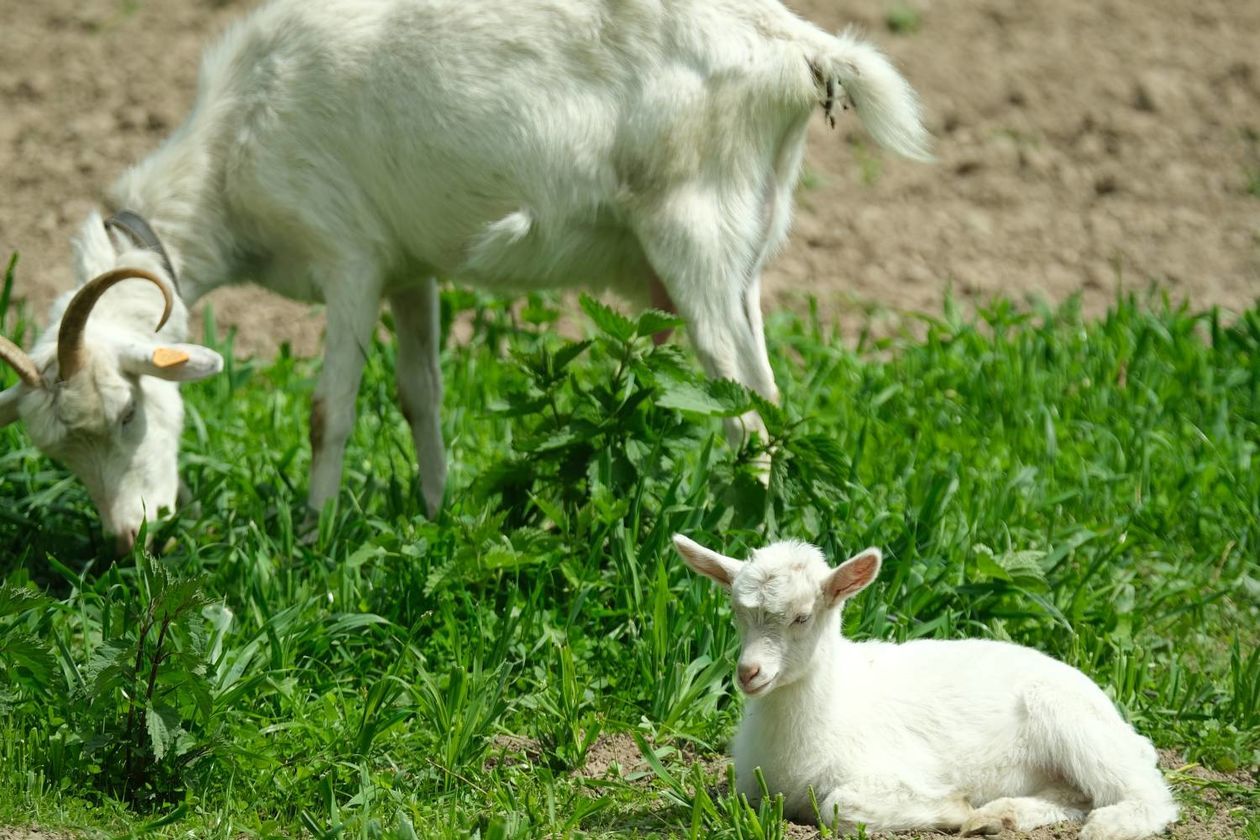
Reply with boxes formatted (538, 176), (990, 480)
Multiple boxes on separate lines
(454, 208), (650, 295)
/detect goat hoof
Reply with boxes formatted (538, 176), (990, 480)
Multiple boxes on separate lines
(960, 816), (1004, 836)
(297, 508), (321, 545)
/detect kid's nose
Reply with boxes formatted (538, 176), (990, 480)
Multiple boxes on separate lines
(738, 662), (761, 687)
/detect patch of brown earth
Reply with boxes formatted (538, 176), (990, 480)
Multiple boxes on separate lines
(2, 0), (1257, 360)
(578, 731), (732, 788)
(781, 0), (1260, 334)
(575, 732), (652, 782)
(0, 828), (81, 839)
(485, 732), (650, 780)
(488, 729), (728, 789)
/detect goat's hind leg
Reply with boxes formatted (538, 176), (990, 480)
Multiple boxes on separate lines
(634, 187), (780, 451)
(1023, 682), (1178, 840)
(390, 278), (446, 518)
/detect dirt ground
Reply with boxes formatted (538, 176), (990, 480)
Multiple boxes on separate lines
(1, 0), (1258, 358)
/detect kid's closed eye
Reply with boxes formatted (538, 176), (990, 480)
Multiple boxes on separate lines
(792, 614), (811, 625)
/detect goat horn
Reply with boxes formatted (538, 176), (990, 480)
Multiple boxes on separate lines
(57, 268), (174, 381)
(0, 335), (42, 388)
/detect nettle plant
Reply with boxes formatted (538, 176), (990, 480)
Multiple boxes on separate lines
(421, 294), (863, 743)
(55, 558), (227, 806)
(480, 295), (853, 534)
(0, 582), (57, 711)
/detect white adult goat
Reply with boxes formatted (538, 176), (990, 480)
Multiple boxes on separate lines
(0, 0), (930, 549)
(674, 535), (1178, 840)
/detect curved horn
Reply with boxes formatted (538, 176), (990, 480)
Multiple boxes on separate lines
(57, 268), (174, 381)
(0, 335), (42, 388)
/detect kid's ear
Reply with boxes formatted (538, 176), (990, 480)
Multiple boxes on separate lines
(821, 548), (882, 608)
(672, 534), (744, 589)
(121, 343), (225, 382)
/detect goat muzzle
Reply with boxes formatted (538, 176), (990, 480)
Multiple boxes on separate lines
(56, 268), (174, 381)
(0, 335), (42, 388)
(115, 526), (140, 555)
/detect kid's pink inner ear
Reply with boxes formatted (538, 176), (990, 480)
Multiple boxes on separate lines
(152, 347), (190, 369)
(673, 535), (741, 588)
(826, 551), (880, 603)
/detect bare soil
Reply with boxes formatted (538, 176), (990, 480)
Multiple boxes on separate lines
(1, 0), (1257, 357)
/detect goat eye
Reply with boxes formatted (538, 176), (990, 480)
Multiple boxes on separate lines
(792, 614), (811, 625)
(121, 404), (137, 426)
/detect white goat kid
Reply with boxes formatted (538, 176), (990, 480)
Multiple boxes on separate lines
(0, 0), (930, 544)
(673, 535), (1178, 840)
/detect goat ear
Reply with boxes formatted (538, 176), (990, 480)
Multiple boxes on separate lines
(822, 548), (882, 608)
(72, 211), (118, 281)
(121, 343), (225, 382)
(672, 533), (743, 589)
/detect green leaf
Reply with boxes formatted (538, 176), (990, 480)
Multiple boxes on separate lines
(326, 613), (391, 636)
(972, 544), (1012, 582)
(656, 380), (729, 416)
(1000, 550), (1050, 591)
(635, 309), (684, 338)
(0, 633), (55, 685)
(0, 583), (48, 619)
(631, 730), (688, 804)
(552, 339), (593, 374)
(579, 295), (635, 342)
(972, 545), (1049, 591)
(146, 701), (178, 761)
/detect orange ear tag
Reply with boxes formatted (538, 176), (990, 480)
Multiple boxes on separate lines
(152, 347), (190, 369)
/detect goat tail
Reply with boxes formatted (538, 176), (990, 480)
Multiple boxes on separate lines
(815, 28), (933, 163)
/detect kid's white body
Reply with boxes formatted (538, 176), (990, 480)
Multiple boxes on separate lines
(674, 536), (1177, 839)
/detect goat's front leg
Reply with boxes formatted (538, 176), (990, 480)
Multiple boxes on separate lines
(308, 284), (382, 516)
(961, 788), (1088, 836)
(817, 787), (975, 835)
(389, 279), (446, 518)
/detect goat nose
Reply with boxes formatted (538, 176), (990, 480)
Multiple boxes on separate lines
(115, 528), (138, 555)
(738, 663), (761, 686)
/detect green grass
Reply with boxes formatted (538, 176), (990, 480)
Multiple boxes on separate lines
(885, 4), (923, 35)
(1, 260), (1258, 837)
(1243, 129), (1260, 199)
(1246, 168), (1260, 199)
